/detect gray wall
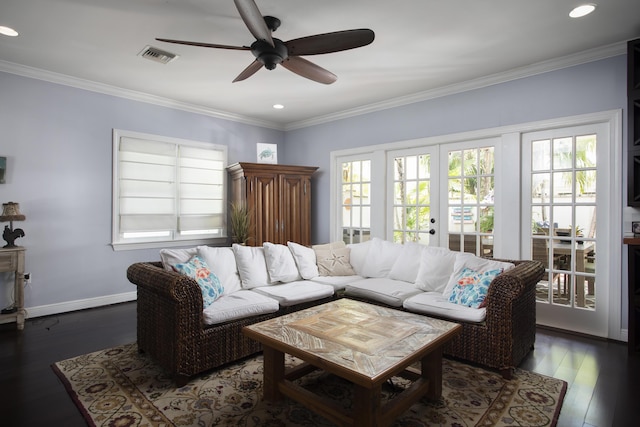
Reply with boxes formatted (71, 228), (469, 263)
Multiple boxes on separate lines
(0, 53), (634, 325)
(282, 55), (628, 244)
(0, 71), (283, 312)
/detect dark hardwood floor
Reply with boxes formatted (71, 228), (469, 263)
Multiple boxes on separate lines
(1, 301), (639, 426)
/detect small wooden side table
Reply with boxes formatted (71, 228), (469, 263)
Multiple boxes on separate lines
(0, 246), (26, 330)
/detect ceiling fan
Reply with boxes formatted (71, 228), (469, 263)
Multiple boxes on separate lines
(156, 0), (375, 84)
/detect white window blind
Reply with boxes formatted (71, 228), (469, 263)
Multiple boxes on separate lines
(112, 130), (227, 249)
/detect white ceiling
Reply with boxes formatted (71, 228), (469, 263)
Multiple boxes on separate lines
(1, 0), (639, 129)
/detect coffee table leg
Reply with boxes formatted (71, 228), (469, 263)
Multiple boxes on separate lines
(263, 346), (285, 401)
(353, 383), (381, 426)
(422, 347), (443, 399)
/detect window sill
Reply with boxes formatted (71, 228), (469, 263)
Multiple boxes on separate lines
(111, 237), (229, 251)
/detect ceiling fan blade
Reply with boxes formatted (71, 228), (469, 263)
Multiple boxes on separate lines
(285, 29), (374, 56)
(233, 0), (274, 47)
(156, 38), (249, 51)
(232, 60), (264, 83)
(281, 56), (337, 85)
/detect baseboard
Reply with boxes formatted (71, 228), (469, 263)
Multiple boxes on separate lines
(0, 292), (137, 324)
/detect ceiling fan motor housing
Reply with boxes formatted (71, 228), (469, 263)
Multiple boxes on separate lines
(251, 38), (288, 70)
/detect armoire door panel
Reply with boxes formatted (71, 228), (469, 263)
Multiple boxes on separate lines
(252, 174), (279, 245)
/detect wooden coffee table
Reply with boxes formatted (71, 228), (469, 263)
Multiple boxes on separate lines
(243, 298), (461, 427)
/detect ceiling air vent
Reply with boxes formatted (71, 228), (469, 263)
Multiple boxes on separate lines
(138, 45), (178, 64)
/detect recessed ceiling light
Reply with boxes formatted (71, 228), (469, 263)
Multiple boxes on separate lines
(0, 26), (19, 37)
(569, 4), (596, 18)
(273, 104), (284, 110)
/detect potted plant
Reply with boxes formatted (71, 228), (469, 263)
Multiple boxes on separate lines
(229, 202), (252, 245)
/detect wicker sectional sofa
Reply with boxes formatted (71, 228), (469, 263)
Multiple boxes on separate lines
(127, 238), (544, 385)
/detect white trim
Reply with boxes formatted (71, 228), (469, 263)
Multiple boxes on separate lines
(111, 129), (229, 249)
(329, 109), (624, 340)
(608, 109), (623, 341)
(285, 42), (626, 130)
(0, 292), (137, 324)
(0, 60), (281, 130)
(0, 41), (625, 131)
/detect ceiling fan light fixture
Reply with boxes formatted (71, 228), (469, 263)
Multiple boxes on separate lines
(0, 26), (18, 37)
(569, 4), (596, 18)
(251, 38), (288, 70)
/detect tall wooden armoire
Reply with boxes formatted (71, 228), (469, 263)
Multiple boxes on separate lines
(228, 162), (318, 246)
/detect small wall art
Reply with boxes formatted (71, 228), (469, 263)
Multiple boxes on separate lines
(257, 143), (278, 164)
(0, 157), (6, 184)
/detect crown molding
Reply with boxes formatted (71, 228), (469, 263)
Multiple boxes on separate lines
(0, 41), (627, 132)
(0, 60), (283, 130)
(283, 41), (627, 131)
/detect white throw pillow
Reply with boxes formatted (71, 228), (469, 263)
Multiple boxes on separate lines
(263, 242), (302, 283)
(346, 240), (372, 276)
(287, 241), (319, 279)
(360, 238), (403, 278)
(232, 244), (273, 289)
(442, 253), (515, 298)
(388, 242), (425, 283)
(415, 247), (459, 293)
(159, 247), (198, 271)
(197, 246), (242, 295)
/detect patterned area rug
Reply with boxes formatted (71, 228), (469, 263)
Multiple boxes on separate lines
(52, 343), (566, 427)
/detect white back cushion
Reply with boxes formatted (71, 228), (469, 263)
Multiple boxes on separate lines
(346, 240), (372, 276)
(442, 253), (515, 298)
(415, 247), (459, 293)
(197, 246), (242, 295)
(263, 242), (302, 283)
(360, 238), (403, 278)
(287, 241), (319, 279)
(232, 244), (273, 289)
(388, 242), (425, 283)
(159, 247), (197, 271)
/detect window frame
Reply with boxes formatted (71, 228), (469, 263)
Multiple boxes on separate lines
(111, 129), (228, 251)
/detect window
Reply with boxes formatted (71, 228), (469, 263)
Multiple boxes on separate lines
(391, 152), (434, 244)
(112, 130), (227, 249)
(446, 146), (495, 256)
(341, 159), (371, 244)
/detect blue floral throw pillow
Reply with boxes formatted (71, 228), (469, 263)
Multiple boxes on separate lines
(448, 267), (502, 309)
(174, 255), (224, 308)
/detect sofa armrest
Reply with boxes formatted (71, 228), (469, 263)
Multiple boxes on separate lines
(127, 262), (206, 376)
(484, 259), (544, 312)
(127, 261), (203, 308)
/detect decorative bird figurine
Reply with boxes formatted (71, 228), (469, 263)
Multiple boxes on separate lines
(3, 225), (25, 248)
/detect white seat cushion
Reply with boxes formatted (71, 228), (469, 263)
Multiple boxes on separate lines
(251, 281), (334, 307)
(309, 275), (364, 291)
(403, 292), (486, 323)
(344, 278), (422, 307)
(202, 290), (279, 325)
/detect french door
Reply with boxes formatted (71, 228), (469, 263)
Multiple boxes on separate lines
(386, 146), (440, 245)
(522, 123), (611, 337)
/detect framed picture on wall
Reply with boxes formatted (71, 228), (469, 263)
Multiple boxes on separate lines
(257, 143), (277, 164)
(0, 156), (6, 184)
